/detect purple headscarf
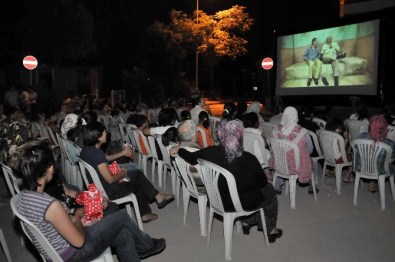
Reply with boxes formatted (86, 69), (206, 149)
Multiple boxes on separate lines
(218, 119), (244, 163)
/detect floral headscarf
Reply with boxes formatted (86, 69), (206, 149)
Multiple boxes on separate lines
(218, 119), (244, 163)
(368, 115), (388, 142)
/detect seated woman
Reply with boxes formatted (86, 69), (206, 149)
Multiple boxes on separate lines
(196, 111), (214, 148)
(243, 112), (271, 177)
(272, 106), (314, 194)
(171, 119), (282, 242)
(79, 122), (174, 223)
(17, 143), (166, 261)
(355, 115), (395, 192)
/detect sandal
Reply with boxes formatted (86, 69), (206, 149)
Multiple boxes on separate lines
(142, 213), (158, 223)
(342, 177), (355, 183)
(157, 194), (175, 209)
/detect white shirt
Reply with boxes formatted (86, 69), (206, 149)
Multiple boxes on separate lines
(190, 105), (204, 125)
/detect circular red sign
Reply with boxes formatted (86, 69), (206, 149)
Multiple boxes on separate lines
(261, 57), (273, 70)
(23, 55), (38, 70)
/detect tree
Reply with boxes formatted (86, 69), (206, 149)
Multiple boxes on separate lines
(150, 5), (253, 96)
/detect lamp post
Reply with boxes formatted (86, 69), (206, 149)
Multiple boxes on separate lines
(195, 0), (199, 90)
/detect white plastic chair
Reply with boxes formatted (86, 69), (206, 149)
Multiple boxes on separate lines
(312, 117), (327, 129)
(133, 130), (153, 177)
(155, 136), (177, 203)
(175, 151), (207, 236)
(58, 136), (84, 191)
(209, 116), (221, 145)
(307, 130), (324, 183)
(147, 136), (163, 183)
(261, 122), (276, 139)
(196, 126), (209, 148)
(0, 227), (12, 262)
(10, 194), (114, 262)
(267, 137), (317, 209)
(318, 130), (352, 195)
(56, 132), (68, 177)
(352, 139), (395, 210)
(1, 162), (18, 196)
(197, 159), (269, 261)
(119, 123), (132, 145)
(344, 118), (369, 142)
(387, 125), (395, 142)
(77, 158), (143, 230)
(126, 124), (140, 155)
(243, 129), (269, 169)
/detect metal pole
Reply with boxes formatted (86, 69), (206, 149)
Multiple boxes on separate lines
(195, 0), (199, 89)
(29, 70), (33, 86)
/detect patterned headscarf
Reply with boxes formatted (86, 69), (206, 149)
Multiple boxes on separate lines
(368, 115), (388, 142)
(280, 106), (299, 136)
(218, 119), (244, 163)
(247, 101), (261, 114)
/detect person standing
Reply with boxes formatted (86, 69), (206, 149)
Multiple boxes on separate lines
(303, 38), (323, 86)
(321, 36), (346, 86)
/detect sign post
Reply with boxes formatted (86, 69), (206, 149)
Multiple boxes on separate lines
(23, 55), (38, 86)
(261, 57), (274, 112)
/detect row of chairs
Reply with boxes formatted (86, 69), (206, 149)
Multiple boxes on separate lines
(244, 118), (395, 210)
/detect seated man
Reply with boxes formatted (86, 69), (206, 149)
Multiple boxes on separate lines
(303, 38), (323, 86)
(321, 36), (346, 86)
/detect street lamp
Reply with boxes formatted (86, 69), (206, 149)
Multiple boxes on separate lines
(195, 0), (199, 91)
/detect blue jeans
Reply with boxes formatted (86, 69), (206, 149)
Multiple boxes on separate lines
(69, 210), (153, 262)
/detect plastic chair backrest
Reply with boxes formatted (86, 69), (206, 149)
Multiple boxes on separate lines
(77, 158), (111, 200)
(156, 136), (171, 166)
(261, 122), (276, 139)
(135, 130), (152, 156)
(267, 138), (300, 175)
(127, 124), (139, 150)
(1, 162), (18, 196)
(10, 194), (62, 261)
(351, 139), (392, 178)
(174, 148), (200, 196)
(209, 116), (221, 142)
(62, 138), (81, 166)
(196, 126), (208, 148)
(45, 125), (59, 147)
(312, 117), (327, 129)
(197, 159), (245, 214)
(344, 118), (369, 141)
(148, 136), (159, 160)
(119, 123), (132, 145)
(243, 129), (268, 166)
(318, 130), (350, 165)
(307, 130), (323, 157)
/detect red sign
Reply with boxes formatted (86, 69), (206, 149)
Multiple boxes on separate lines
(23, 55), (38, 70)
(261, 57), (273, 70)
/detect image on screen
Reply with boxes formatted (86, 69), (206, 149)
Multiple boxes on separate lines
(275, 19), (379, 96)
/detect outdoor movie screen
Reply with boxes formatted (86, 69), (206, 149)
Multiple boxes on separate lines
(275, 19), (379, 96)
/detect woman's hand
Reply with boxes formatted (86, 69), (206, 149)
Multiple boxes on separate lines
(122, 145), (133, 157)
(102, 197), (109, 210)
(170, 146), (180, 157)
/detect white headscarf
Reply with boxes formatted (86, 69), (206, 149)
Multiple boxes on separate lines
(247, 101), (261, 114)
(61, 113), (86, 138)
(280, 106), (298, 136)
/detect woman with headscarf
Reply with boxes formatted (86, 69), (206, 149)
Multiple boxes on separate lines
(272, 106), (314, 193)
(247, 101), (265, 129)
(354, 115), (395, 192)
(171, 119), (282, 243)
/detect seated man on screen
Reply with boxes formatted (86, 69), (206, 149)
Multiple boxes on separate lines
(303, 38), (323, 86)
(321, 36), (346, 87)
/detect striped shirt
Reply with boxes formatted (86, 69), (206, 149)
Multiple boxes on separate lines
(18, 190), (75, 261)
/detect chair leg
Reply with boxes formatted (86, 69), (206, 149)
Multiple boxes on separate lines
(223, 214), (235, 261)
(182, 186), (190, 225)
(198, 196), (208, 237)
(378, 176), (386, 210)
(130, 194), (143, 231)
(175, 176), (181, 207)
(353, 173), (361, 207)
(390, 176), (395, 201)
(335, 165), (342, 195)
(151, 158), (156, 183)
(311, 172), (317, 201)
(289, 176), (297, 209)
(0, 228), (12, 262)
(259, 209), (269, 247)
(207, 209), (214, 247)
(321, 162), (327, 189)
(157, 161), (164, 188)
